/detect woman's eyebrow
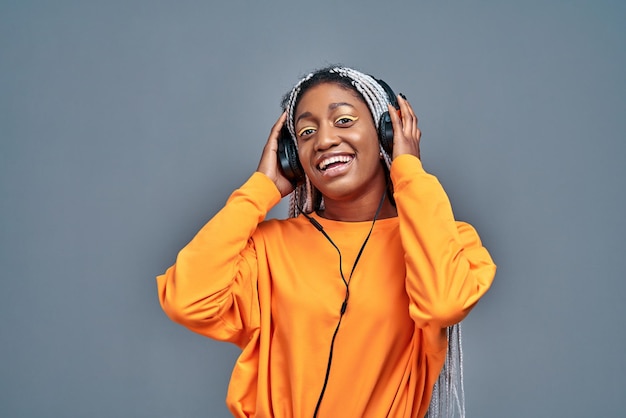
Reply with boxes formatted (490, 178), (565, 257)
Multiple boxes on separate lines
(295, 111), (312, 125)
(329, 102), (355, 111)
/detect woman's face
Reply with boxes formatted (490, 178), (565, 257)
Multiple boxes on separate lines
(294, 82), (387, 204)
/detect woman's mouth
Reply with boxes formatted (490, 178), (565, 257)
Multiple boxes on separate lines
(317, 155), (354, 171)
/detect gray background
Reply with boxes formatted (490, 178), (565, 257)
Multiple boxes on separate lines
(1, 0), (625, 417)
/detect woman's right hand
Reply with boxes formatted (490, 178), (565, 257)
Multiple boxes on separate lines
(256, 112), (295, 198)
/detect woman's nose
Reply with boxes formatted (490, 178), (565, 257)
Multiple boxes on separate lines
(314, 125), (340, 151)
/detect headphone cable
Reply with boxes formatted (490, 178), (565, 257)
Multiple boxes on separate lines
(300, 188), (387, 418)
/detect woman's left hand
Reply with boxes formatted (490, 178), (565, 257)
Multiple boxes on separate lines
(388, 95), (421, 160)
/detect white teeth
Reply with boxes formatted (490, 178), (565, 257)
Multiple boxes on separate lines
(318, 155), (353, 170)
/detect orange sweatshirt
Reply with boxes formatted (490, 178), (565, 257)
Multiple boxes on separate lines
(157, 155), (496, 418)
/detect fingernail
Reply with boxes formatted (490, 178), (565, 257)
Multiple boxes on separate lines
(399, 93), (408, 100)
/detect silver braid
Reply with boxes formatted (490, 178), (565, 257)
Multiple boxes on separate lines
(425, 323), (466, 418)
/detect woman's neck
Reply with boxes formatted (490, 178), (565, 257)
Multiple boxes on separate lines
(317, 194), (397, 222)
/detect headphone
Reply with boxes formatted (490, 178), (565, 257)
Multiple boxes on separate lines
(277, 78), (399, 185)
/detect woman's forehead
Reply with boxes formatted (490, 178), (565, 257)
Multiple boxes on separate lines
(294, 83), (366, 117)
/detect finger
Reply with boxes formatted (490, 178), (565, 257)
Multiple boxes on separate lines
(400, 96), (421, 158)
(390, 98), (421, 160)
(270, 112), (288, 140)
(398, 95), (420, 141)
(397, 95), (416, 134)
(387, 102), (404, 134)
(263, 112), (288, 155)
(258, 112), (292, 189)
(399, 94), (416, 118)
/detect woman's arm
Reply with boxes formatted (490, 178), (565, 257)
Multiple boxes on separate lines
(157, 113), (293, 347)
(387, 95), (495, 336)
(156, 173), (281, 347)
(392, 155), (496, 333)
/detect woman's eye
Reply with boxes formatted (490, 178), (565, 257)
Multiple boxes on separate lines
(297, 127), (316, 137)
(335, 116), (358, 125)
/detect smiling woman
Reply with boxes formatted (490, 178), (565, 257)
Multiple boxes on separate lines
(157, 66), (496, 418)
(292, 83), (390, 221)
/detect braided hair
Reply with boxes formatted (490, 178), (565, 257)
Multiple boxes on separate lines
(281, 66), (466, 418)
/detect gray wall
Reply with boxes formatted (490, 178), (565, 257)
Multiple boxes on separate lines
(2, 1), (625, 417)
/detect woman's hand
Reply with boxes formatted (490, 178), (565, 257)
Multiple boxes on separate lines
(256, 112), (295, 198)
(388, 95), (421, 160)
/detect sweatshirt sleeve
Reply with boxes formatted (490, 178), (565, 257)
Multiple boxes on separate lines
(156, 172), (281, 347)
(390, 155), (496, 332)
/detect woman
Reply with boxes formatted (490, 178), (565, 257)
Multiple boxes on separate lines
(157, 66), (496, 417)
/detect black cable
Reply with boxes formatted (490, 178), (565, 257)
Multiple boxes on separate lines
(300, 189), (387, 418)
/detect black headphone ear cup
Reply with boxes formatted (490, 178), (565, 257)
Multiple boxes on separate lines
(277, 125), (305, 185)
(378, 112), (394, 156)
(373, 78), (399, 157)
